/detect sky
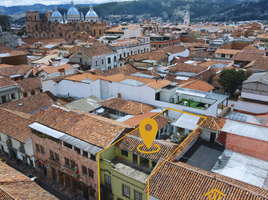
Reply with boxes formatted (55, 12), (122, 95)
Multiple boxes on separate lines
(2, 0), (123, 7)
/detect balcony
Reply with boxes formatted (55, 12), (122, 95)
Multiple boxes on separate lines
(19, 146), (25, 154)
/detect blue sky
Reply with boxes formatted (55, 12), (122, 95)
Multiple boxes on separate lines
(2, 0), (124, 7)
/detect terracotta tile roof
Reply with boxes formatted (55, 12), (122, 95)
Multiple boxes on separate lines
(232, 52), (262, 62)
(169, 63), (208, 74)
(250, 56), (268, 71)
(257, 34), (268, 39)
(33, 107), (132, 148)
(65, 73), (101, 82)
(197, 60), (231, 68)
(211, 73), (222, 88)
(129, 50), (167, 62)
(0, 108), (33, 143)
(116, 135), (178, 162)
(131, 114), (171, 138)
(216, 49), (241, 55)
(163, 46), (186, 54)
(74, 43), (114, 58)
(123, 112), (159, 127)
(15, 77), (41, 91)
(0, 91), (67, 114)
(100, 97), (155, 115)
(170, 56), (191, 64)
(0, 65), (32, 77)
(22, 38), (66, 46)
(0, 162), (58, 200)
(178, 79), (214, 92)
(197, 115), (226, 131)
(0, 108), (32, 119)
(34, 64), (73, 74)
(101, 64), (139, 76)
(242, 46), (265, 54)
(145, 79), (172, 89)
(190, 51), (215, 59)
(0, 78), (16, 88)
(0, 43), (12, 53)
(105, 25), (140, 33)
(147, 160), (268, 200)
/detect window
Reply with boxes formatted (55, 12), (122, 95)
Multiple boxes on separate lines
(152, 161), (157, 168)
(133, 154), (137, 163)
(122, 184), (130, 198)
(63, 142), (72, 149)
(102, 59), (104, 64)
(71, 160), (75, 168)
(96, 61), (98, 66)
(83, 151), (88, 158)
(140, 157), (149, 167)
(221, 54), (225, 58)
(90, 154), (96, 161)
(90, 188), (95, 197)
(108, 57), (111, 64)
(88, 169), (94, 178)
(23, 92), (27, 98)
(50, 150), (54, 159)
(104, 174), (111, 189)
(11, 93), (15, 99)
(121, 149), (128, 157)
(31, 90), (35, 95)
(40, 146), (45, 154)
(158, 44), (162, 49)
(80, 58), (82, 63)
(55, 153), (60, 161)
(74, 147), (80, 155)
(82, 165), (87, 175)
(134, 190), (143, 200)
(1, 96), (6, 103)
(65, 157), (70, 166)
(36, 144), (40, 152)
(99, 29), (101, 35)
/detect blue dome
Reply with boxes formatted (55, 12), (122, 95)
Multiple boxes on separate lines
(51, 11), (62, 17)
(67, 7), (79, 15)
(86, 10), (98, 17)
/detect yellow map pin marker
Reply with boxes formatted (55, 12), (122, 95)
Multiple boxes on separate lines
(139, 118), (158, 149)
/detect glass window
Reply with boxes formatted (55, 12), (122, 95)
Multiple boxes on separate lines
(55, 153), (60, 161)
(82, 166), (87, 175)
(108, 57), (111, 64)
(74, 147), (80, 155)
(83, 151), (88, 158)
(36, 144), (40, 152)
(31, 90), (35, 95)
(40, 146), (45, 154)
(121, 149), (128, 157)
(104, 174), (111, 189)
(23, 92), (27, 97)
(63, 142), (72, 149)
(134, 190), (143, 200)
(65, 157), (70, 166)
(50, 150), (54, 159)
(122, 184), (130, 198)
(71, 160), (75, 168)
(88, 169), (94, 179)
(140, 157), (149, 168)
(90, 188), (95, 197)
(90, 154), (96, 161)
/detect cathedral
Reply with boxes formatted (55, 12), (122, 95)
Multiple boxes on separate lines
(25, 0), (107, 40)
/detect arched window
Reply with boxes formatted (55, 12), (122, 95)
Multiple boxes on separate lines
(68, 34), (71, 39)
(96, 61), (98, 66)
(51, 34), (54, 37)
(138, 50), (140, 54)
(99, 30), (101, 35)
(86, 26), (89, 30)
(124, 52), (126, 57)
(35, 25), (38, 30)
(114, 56), (116, 62)
(34, 16), (36, 21)
(108, 58), (111, 64)
(42, 33), (45, 37)
(102, 59), (104, 64)
(28, 25), (30, 31)
(94, 30), (96, 36)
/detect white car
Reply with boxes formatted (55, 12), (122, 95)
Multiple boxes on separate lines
(26, 174), (40, 184)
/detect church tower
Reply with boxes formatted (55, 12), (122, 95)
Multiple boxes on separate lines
(184, 11), (190, 25)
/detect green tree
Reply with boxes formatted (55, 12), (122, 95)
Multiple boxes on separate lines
(218, 68), (247, 96)
(0, 15), (11, 31)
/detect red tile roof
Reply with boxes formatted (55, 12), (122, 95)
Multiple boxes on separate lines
(0, 78), (16, 88)
(163, 46), (186, 54)
(0, 43), (12, 53)
(0, 65), (32, 77)
(232, 53), (262, 62)
(33, 107), (132, 148)
(15, 77), (42, 91)
(123, 112), (159, 127)
(147, 160), (268, 200)
(74, 43), (114, 58)
(0, 162), (58, 199)
(250, 56), (268, 71)
(100, 97), (156, 115)
(169, 63), (208, 74)
(178, 79), (214, 92)
(129, 50), (167, 62)
(197, 115), (226, 131)
(0, 91), (67, 113)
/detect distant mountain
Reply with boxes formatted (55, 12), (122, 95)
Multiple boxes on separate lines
(0, 3), (99, 15)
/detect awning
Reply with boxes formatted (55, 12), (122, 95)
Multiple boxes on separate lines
(29, 122), (65, 139)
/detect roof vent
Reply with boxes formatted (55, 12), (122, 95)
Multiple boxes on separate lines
(18, 103), (23, 106)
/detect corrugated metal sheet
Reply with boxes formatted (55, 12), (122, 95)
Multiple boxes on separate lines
(29, 122), (65, 139)
(172, 113), (200, 130)
(59, 134), (103, 155)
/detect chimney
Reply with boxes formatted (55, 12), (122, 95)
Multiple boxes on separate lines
(117, 93), (121, 98)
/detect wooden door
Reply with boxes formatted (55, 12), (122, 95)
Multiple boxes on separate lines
(58, 170), (64, 185)
(65, 174), (71, 188)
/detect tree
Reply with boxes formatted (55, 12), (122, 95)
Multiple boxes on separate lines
(0, 15), (11, 31)
(218, 68), (247, 97)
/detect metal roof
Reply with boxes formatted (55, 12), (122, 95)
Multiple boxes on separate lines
(172, 113), (200, 130)
(221, 119), (268, 142)
(174, 72), (196, 77)
(29, 122), (65, 139)
(81, 79), (93, 83)
(59, 134), (103, 155)
(225, 111), (268, 125)
(119, 79), (145, 86)
(243, 72), (268, 85)
(65, 95), (102, 112)
(130, 72), (155, 79)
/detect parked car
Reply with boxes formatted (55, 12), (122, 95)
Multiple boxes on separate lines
(0, 158), (6, 164)
(26, 174), (40, 184)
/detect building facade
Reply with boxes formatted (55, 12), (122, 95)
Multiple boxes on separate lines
(25, 1), (107, 39)
(150, 34), (180, 51)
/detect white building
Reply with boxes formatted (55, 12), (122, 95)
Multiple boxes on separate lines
(184, 11), (190, 25)
(69, 43), (117, 70)
(42, 72), (228, 117)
